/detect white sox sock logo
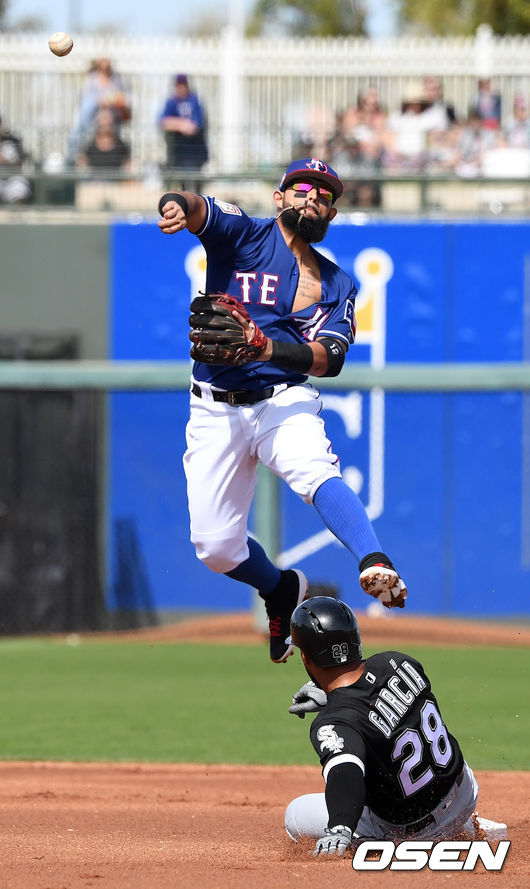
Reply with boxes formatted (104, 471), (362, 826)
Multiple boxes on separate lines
(351, 840), (511, 871)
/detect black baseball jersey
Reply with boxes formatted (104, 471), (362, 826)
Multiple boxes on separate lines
(310, 651), (464, 824)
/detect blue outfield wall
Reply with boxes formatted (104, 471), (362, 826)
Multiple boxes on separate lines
(110, 219), (530, 617)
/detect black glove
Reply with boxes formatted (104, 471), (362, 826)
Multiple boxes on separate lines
(289, 680), (328, 719)
(189, 293), (267, 366)
(313, 825), (353, 857)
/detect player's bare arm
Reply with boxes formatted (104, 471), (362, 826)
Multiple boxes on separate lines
(157, 191), (206, 235)
(230, 307), (346, 377)
(257, 334), (346, 377)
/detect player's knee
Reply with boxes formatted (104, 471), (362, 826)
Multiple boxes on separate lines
(294, 467), (342, 504)
(284, 799), (302, 841)
(284, 793), (328, 841)
(191, 528), (248, 574)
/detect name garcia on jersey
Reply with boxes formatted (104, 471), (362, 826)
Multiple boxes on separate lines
(368, 659), (427, 739)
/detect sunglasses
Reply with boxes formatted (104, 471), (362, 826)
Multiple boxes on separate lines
(289, 181), (335, 206)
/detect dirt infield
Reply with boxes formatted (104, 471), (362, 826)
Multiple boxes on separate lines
(2, 613), (527, 889)
(0, 762), (526, 889)
(105, 609), (530, 648)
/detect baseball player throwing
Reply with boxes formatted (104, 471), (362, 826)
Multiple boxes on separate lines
(157, 158), (407, 663)
(285, 596), (507, 852)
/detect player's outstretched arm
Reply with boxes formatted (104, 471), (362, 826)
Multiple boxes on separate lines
(157, 191), (206, 235)
(260, 336), (347, 377)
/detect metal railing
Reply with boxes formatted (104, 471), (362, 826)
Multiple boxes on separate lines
(1, 360), (530, 391)
(1, 168), (529, 216)
(1, 27), (529, 171)
(1, 358), (528, 630)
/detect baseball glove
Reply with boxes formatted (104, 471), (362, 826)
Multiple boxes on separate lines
(189, 293), (267, 366)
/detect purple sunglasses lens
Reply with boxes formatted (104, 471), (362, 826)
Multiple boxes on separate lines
(291, 181), (334, 200)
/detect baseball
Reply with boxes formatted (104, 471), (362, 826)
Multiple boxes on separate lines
(48, 32), (74, 57)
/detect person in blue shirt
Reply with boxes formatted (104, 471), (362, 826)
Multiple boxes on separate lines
(157, 158), (407, 663)
(159, 74), (208, 170)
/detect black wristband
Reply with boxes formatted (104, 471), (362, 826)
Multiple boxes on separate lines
(270, 340), (314, 374)
(359, 552), (394, 573)
(158, 192), (189, 216)
(318, 338), (346, 377)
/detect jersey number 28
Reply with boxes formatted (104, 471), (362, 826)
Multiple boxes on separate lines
(392, 701), (453, 798)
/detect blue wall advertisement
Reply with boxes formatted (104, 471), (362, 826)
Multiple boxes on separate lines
(110, 220), (529, 618)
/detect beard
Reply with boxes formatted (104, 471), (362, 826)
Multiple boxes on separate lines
(280, 206), (331, 243)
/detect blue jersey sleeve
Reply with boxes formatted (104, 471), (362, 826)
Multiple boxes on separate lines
(196, 197), (273, 294)
(316, 287), (357, 347)
(196, 196), (251, 248)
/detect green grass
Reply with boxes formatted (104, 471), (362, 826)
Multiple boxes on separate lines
(0, 638), (527, 768)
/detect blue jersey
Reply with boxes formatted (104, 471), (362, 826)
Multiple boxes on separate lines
(193, 196), (358, 389)
(159, 92), (204, 128)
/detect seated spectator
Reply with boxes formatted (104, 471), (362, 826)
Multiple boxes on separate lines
(469, 77), (502, 130)
(383, 80), (431, 172)
(453, 111), (500, 178)
(342, 86), (387, 145)
(305, 103), (340, 159)
(76, 108), (131, 172)
(425, 122), (462, 174)
(341, 86), (387, 162)
(324, 89), (387, 207)
(420, 75), (457, 132)
(328, 134), (383, 208)
(68, 57), (131, 164)
(505, 94), (530, 149)
(159, 74), (208, 170)
(0, 111), (32, 204)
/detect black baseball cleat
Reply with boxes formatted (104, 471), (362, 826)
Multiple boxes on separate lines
(262, 569), (308, 663)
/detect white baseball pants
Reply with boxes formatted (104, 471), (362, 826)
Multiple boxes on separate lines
(183, 380), (341, 573)
(285, 761), (479, 842)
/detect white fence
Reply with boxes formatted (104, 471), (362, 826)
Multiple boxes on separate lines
(0, 25), (529, 171)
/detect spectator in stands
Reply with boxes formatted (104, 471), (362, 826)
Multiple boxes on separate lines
(382, 80), (430, 172)
(325, 88), (387, 207)
(341, 87), (387, 159)
(327, 133), (383, 208)
(305, 103), (340, 159)
(453, 110), (500, 178)
(469, 77), (502, 130)
(76, 108), (131, 173)
(341, 86), (387, 147)
(159, 74), (208, 170)
(0, 111), (32, 204)
(419, 75), (457, 132)
(67, 57), (131, 164)
(424, 122), (462, 174)
(505, 94), (530, 149)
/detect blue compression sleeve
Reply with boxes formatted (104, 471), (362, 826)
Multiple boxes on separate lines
(313, 477), (381, 564)
(225, 537), (281, 593)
